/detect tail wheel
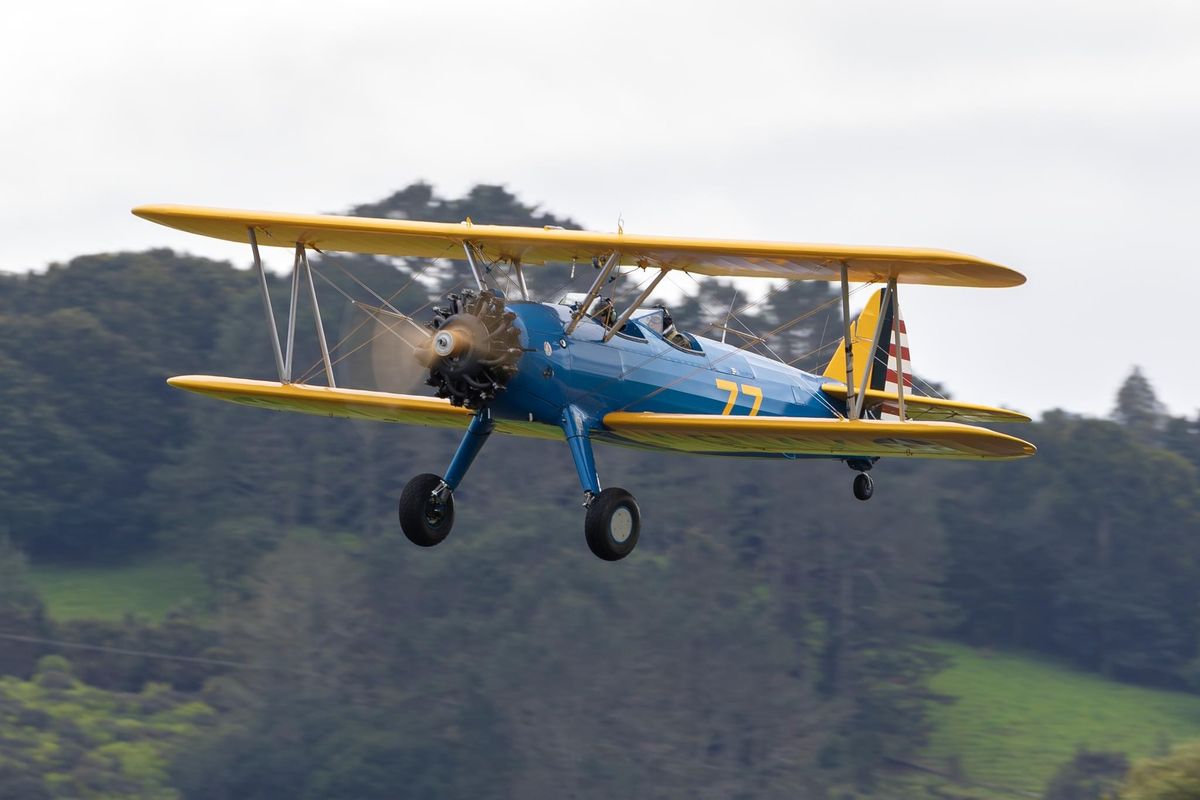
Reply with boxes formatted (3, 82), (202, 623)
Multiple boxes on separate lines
(585, 488), (641, 561)
(852, 472), (874, 501)
(399, 473), (455, 547)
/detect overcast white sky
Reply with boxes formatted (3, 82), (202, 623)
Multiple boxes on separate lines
(3, 0), (1197, 418)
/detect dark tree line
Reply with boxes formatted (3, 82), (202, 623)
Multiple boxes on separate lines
(944, 397), (1200, 687)
(0, 182), (1197, 798)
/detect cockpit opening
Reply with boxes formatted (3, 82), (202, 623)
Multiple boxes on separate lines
(559, 294), (702, 353)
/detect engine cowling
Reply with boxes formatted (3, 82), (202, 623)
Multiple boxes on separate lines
(419, 290), (523, 409)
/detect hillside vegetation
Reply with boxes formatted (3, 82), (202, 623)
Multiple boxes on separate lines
(0, 182), (1197, 798)
(920, 641), (1200, 796)
(28, 560), (209, 622)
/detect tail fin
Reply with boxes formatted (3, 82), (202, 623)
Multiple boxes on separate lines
(822, 288), (912, 419)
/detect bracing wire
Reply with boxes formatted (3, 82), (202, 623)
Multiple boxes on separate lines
(286, 252), (939, 422)
(614, 284), (874, 414)
(564, 270), (798, 400)
(294, 252), (464, 385)
(0, 630), (321, 678)
(299, 265), (468, 383)
(562, 274), (870, 416)
(790, 289), (951, 421)
(673, 272), (786, 362)
(293, 253), (440, 385)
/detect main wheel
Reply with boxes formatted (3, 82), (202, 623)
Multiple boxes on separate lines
(585, 488), (641, 561)
(399, 473), (455, 547)
(852, 472), (874, 501)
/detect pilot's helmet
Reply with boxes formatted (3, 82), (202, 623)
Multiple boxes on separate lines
(641, 305), (665, 333)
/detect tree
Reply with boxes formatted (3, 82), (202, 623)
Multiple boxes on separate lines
(943, 412), (1200, 685)
(1044, 749), (1128, 800)
(1113, 367), (1166, 440)
(0, 537), (47, 677)
(1117, 742), (1200, 799)
(0, 250), (250, 558)
(1163, 412), (1200, 473)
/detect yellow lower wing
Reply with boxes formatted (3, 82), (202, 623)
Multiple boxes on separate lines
(602, 412), (1035, 460)
(819, 384), (1031, 424)
(168, 377), (1035, 459)
(167, 376), (562, 440)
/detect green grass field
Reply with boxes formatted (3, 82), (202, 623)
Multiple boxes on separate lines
(912, 640), (1200, 797)
(28, 558), (211, 621)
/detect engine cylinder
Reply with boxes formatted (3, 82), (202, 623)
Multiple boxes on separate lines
(422, 290), (523, 409)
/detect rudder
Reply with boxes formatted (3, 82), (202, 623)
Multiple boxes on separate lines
(822, 288), (912, 419)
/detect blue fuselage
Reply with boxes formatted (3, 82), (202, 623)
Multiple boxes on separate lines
(487, 302), (842, 446)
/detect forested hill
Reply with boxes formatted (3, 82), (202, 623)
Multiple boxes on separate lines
(0, 182), (1197, 798)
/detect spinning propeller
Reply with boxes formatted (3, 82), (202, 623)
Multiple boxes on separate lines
(361, 290), (524, 409)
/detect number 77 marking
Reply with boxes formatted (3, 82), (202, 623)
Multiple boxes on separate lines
(715, 379), (763, 416)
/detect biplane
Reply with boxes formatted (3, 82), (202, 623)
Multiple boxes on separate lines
(134, 205), (1035, 561)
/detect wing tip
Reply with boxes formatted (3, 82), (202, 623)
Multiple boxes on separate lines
(1000, 267), (1027, 288)
(166, 374), (220, 393)
(132, 204), (188, 225)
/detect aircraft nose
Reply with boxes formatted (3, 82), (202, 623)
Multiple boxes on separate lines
(433, 330), (465, 357)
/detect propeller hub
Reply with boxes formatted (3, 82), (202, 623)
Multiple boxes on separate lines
(425, 290), (523, 409)
(433, 330), (464, 357)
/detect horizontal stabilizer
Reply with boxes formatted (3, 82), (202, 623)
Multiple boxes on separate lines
(819, 384), (1031, 424)
(602, 412), (1035, 460)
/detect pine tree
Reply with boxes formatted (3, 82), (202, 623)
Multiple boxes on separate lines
(1113, 367), (1166, 438)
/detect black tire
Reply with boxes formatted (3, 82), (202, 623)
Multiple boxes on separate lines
(585, 488), (641, 561)
(852, 472), (874, 501)
(399, 473), (455, 547)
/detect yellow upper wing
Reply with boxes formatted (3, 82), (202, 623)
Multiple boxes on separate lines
(133, 204), (1024, 288)
(602, 412), (1035, 460)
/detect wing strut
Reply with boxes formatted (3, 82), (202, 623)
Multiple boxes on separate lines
(839, 261), (858, 419)
(463, 242), (529, 300)
(512, 259), (530, 300)
(284, 244), (301, 379)
(854, 284), (894, 417)
(565, 252), (620, 334)
(302, 247), (337, 387)
(250, 228), (287, 382)
(462, 243), (488, 291)
(602, 269), (668, 342)
(889, 276), (905, 420)
(246, 228), (336, 387)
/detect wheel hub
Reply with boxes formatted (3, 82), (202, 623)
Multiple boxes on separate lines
(610, 506), (634, 543)
(424, 503), (446, 526)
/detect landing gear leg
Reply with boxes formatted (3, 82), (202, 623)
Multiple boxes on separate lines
(399, 408), (494, 547)
(563, 406), (640, 561)
(846, 458), (876, 502)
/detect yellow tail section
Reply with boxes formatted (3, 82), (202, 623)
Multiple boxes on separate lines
(820, 291), (1031, 424)
(822, 288), (891, 390)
